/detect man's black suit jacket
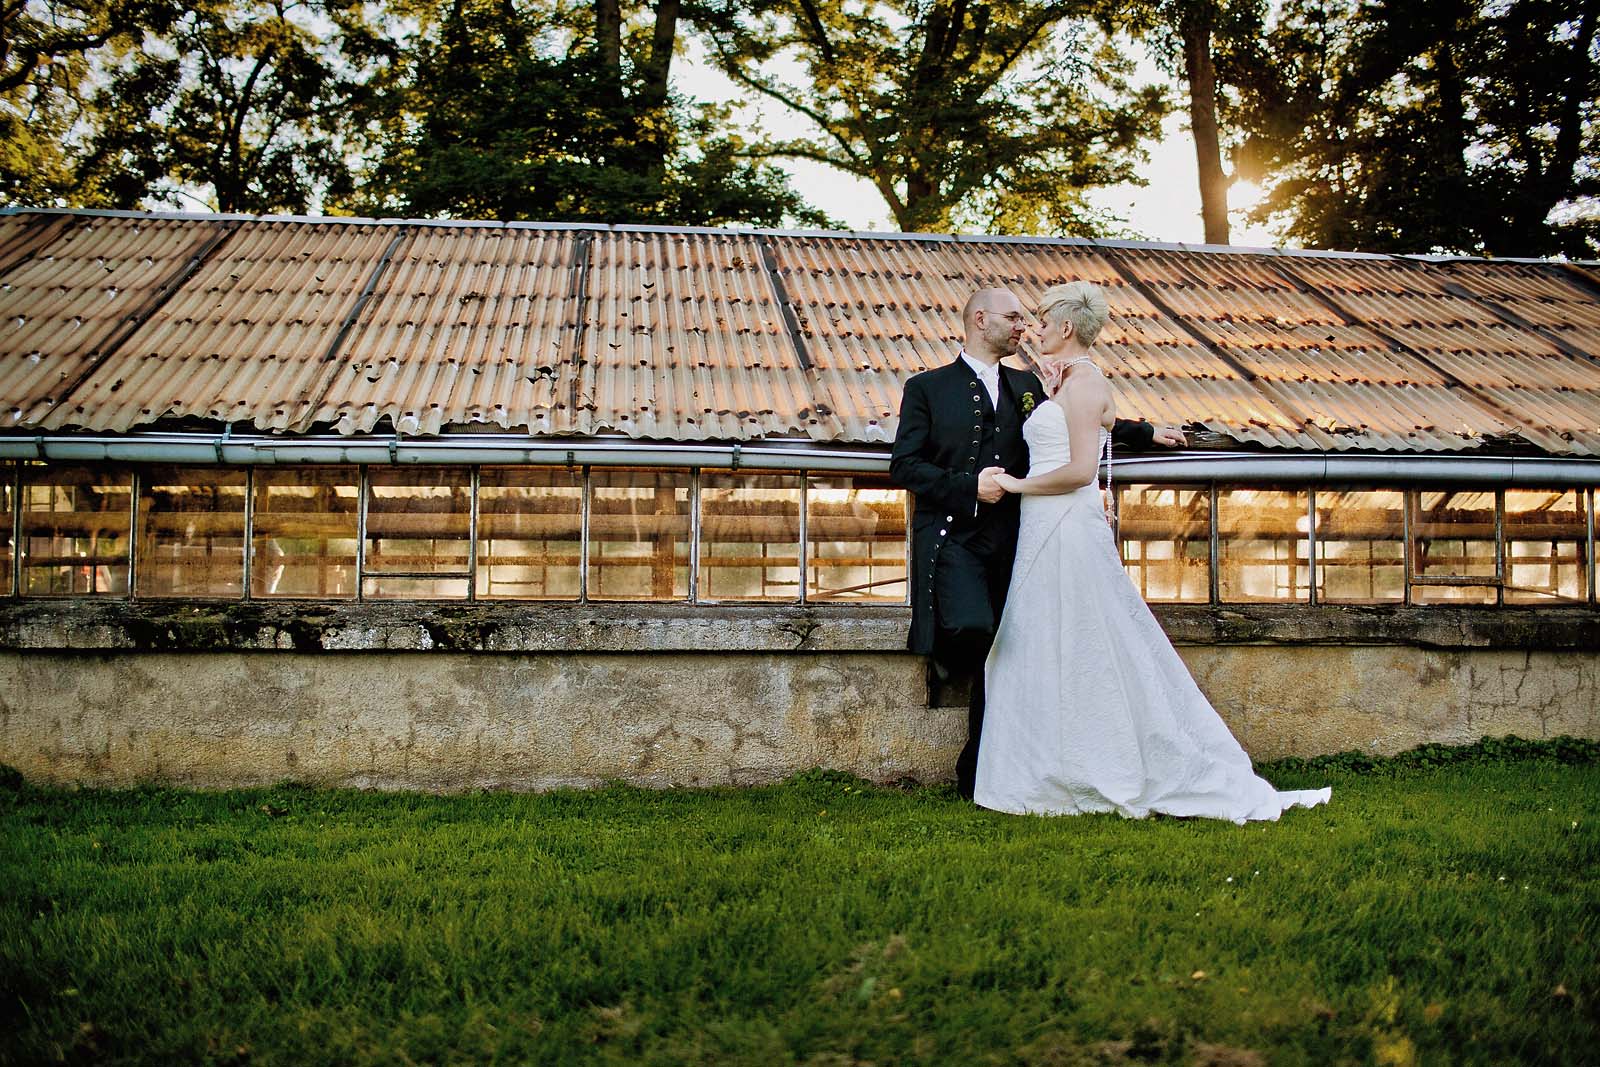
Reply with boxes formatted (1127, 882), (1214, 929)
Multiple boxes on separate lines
(889, 356), (1156, 655)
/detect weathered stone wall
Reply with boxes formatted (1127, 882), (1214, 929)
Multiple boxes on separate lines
(0, 601), (1595, 791)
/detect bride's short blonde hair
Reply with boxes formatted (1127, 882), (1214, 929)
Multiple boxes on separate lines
(1038, 281), (1110, 345)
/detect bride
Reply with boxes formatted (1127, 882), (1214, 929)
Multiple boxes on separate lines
(973, 282), (1330, 823)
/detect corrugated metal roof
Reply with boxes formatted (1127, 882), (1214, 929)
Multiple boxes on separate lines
(2, 208), (1598, 456)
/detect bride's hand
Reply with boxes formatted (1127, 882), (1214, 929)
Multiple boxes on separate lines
(992, 471), (1023, 494)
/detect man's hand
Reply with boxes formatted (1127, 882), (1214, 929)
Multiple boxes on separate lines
(977, 466), (1007, 503)
(1150, 425), (1186, 447)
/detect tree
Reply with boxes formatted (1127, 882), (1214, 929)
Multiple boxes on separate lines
(1136, 0), (1269, 245)
(0, 0), (182, 205)
(354, 0), (832, 227)
(73, 0), (387, 214)
(696, 0), (1168, 235)
(1240, 0), (1600, 256)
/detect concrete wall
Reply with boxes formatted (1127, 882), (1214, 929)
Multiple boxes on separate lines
(1, 601), (1596, 791)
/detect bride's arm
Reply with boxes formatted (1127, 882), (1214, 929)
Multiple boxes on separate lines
(994, 379), (1110, 496)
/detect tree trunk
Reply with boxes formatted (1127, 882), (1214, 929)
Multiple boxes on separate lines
(595, 0), (622, 86)
(1182, 7), (1230, 245)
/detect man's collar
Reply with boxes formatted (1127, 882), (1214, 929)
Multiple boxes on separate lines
(959, 350), (998, 376)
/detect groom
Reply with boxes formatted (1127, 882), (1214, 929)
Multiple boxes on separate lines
(889, 287), (1184, 800)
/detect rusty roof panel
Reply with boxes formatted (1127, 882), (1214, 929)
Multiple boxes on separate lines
(316, 225), (575, 436)
(577, 230), (819, 441)
(1, 211), (1599, 457)
(0, 214), (237, 428)
(37, 218), (395, 432)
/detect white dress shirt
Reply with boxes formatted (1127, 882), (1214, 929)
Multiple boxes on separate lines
(960, 351), (1001, 408)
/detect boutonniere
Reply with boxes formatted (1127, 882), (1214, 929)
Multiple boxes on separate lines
(1020, 391), (1037, 418)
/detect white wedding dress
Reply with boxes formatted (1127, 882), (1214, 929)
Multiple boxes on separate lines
(974, 399), (1331, 822)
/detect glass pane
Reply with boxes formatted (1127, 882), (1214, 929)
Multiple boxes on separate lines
(588, 467), (690, 600)
(1412, 490), (1498, 604)
(1504, 489), (1587, 604)
(252, 467), (359, 598)
(21, 464), (134, 596)
(365, 468), (471, 585)
(1314, 490), (1405, 603)
(477, 467), (582, 600)
(699, 470), (801, 602)
(362, 576), (471, 600)
(1217, 488), (1310, 602)
(806, 474), (907, 602)
(1117, 484), (1210, 603)
(136, 466), (246, 597)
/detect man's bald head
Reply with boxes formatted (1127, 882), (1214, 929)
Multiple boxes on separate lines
(962, 287), (1011, 331)
(962, 286), (1029, 361)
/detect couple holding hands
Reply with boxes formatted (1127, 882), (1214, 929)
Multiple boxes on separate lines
(890, 283), (1329, 824)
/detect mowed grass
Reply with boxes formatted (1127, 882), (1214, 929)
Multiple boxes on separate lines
(1, 746), (1596, 1067)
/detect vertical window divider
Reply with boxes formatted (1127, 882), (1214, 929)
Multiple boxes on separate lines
(241, 467), (255, 601)
(1306, 489), (1318, 606)
(1494, 489), (1505, 606)
(355, 465), (368, 601)
(1207, 483), (1219, 604)
(903, 492), (912, 606)
(1402, 489), (1414, 606)
(468, 466), (480, 601)
(10, 460), (20, 598)
(579, 465), (591, 604)
(689, 467), (702, 605)
(128, 467), (141, 601)
(797, 472), (808, 605)
(1587, 487), (1596, 605)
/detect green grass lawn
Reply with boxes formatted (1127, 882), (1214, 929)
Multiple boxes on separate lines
(2, 741), (1596, 1067)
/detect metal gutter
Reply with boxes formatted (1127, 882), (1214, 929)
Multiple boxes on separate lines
(3, 432), (1600, 485)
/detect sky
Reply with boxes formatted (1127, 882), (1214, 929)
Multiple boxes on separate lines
(677, 41), (1281, 247)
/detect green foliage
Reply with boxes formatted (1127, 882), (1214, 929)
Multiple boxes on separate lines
(73, 0), (390, 214)
(2, 744), (1597, 1064)
(0, 0), (184, 206)
(1238, 0), (1600, 256)
(1261, 735), (1600, 780)
(696, 0), (1169, 235)
(353, 0), (833, 226)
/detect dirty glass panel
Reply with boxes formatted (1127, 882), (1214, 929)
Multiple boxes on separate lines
(1410, 490), (1498, 604)
(362, 467), (471, 600)
(477, 467), (582, 600)
(1503, 489), (1587, 604)
(806, 474), (907, 602)
(698, 470), (801, 602)
(1116, 484), (1210, 603)
(136, 466), (246, 597)
(1216, 488), (1310, 602)
(1314, 489), (1405, 603)
(252, 467), (359, 598)
(20, 464), (133, 596)
(587, 467), (690, 600)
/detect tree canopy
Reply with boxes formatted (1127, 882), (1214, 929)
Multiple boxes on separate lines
(0, 0), (1596, 254)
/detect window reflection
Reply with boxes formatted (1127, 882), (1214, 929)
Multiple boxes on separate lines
(252, 467), (358, 598)
(806, 474), (907, 602)
(1217, 488), (1310, 602)
(588, 467), (690, 600)
(20, 463), (131, 596)
(363, 468), (471, 599)
(478, 467), (582, 600)
(699, 470), (802, 602)
(1503, 489), (1587, 603)
(1315, 490), (1405, 603)
(1117, 485), (1210, 602)
(136, 466), (246, 597)
(1411, 490), (1498, 604)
